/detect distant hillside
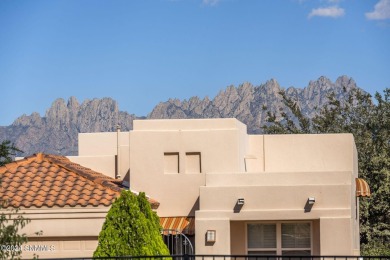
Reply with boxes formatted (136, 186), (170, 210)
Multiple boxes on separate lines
(0, 75), (361, 156)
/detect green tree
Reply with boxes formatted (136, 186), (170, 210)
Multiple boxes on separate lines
(137, 192), (170, 255)
(94, 190), (169, 257)
(0, 140), (30, 260)
(0, 140), (22, 167)
(0, 208), (31, 259)
(263, 89), (390, 255)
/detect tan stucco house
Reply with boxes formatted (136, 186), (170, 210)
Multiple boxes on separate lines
(1, 118), (370, 258)
(70, 118), (370, 256)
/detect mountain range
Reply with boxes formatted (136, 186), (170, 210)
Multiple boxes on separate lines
(0, 75), (360, 156)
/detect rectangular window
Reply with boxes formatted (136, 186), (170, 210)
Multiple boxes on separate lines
(185, 152), (201, 174)
(247, 222), (311, 256)
(247, 224), (276, 249)
(164, 152), (179, 174)
(282, 223), (311, 248)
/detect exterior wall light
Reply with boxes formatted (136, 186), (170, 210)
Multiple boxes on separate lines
(237, 198), (245, 205)
(308, 197), (316, 205)
(206, 230), (216, 243)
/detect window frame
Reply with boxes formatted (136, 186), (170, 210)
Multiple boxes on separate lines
(245, 221), (313, 256)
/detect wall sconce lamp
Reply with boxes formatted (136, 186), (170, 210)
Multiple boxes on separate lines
(305, 197), (316, 213)
(234, 198), (245, 213)
(206, 230), (216, 243)
(237, 198), (245, 205)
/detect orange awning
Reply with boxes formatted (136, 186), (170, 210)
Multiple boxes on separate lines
(160, 217), (195, 235)
(356, 178), (371, 197)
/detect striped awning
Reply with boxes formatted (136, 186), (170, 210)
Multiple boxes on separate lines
(356, 178), (371, 197)
(160, 217), (195, 235)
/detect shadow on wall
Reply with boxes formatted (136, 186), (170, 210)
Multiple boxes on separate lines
(188, 197), (200, 216)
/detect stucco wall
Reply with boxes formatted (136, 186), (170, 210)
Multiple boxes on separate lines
(196, 171), (354, 255)
(245, 135), (264, 172)
(193, 128), (358, 255)
(19, 207), (109, 258)
(263, 134), (354, 172)
(129, 122), (245, 217)
(22, 237), (98, 259)
(352, 143), (360, 254)
(230, 221), (246, 255)
(199, 184), (351, 213)
(320, 218), (354, 255)
(75, 132), (130, 180)
(195, 218), (230, 255)
(68, 155), (116, 179)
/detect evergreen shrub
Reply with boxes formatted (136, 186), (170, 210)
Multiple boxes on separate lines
(93, 190), (170, 257)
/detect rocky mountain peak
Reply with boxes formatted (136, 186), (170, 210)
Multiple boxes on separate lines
(308, 76), (332, 89)
(262, 78), (281, 95)
(237, 82), (254, 98)
(1, 75), (365, 156)
(12, 112), (43, 127)
(335, 75), (356, 90)
(45, 98), (69, 126)
(3, 97), (136, 155)
(148, 76), (363, 134)
(67, 96), (80, 109)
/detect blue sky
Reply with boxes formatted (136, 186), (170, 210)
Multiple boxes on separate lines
(1, 0), (389, 126)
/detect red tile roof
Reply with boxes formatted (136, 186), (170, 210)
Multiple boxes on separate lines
(0, 153), (159, 209)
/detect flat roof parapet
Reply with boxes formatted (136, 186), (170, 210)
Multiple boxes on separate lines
(133, 118), (247, 131)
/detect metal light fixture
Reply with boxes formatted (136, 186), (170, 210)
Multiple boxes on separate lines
(308, 197), (316, 205)
(237, 198), (245, 205)
(206, 230), (216, 243)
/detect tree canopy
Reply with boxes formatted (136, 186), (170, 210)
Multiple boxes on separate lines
(0, 140), (22, 167)
(263, 89), (390, 255)
(94, 190), (170, 257)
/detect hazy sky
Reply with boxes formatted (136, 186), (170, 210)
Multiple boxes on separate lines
(1, 0), (389, 126)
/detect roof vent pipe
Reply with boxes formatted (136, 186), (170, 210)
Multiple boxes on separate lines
(116, 124), (121, 179)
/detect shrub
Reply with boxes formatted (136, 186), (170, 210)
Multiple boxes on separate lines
(94, 190), (169, 257)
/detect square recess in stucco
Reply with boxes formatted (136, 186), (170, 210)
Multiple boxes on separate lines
(164, 152), (179, 174)
(186, 152), (201, 174)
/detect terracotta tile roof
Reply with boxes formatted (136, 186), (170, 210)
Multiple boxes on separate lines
(0, 153), (159, 209)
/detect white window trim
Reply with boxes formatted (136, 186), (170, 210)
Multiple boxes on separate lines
(245, 221), (313, 255)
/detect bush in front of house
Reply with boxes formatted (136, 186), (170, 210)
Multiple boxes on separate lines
(93, 190), (170, 257)
(137, 192), (170, 255)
